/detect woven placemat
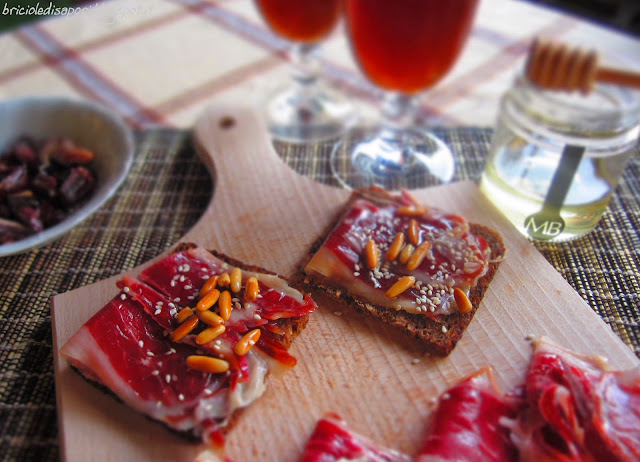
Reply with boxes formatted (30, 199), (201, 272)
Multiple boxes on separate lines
(0, 128), (637, 461)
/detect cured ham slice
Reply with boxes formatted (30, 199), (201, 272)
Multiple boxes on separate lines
(416, 367), (521, 462)
(60, 244), (317, 446)
(299, 414), (411, 462)
(510, 337), (640, 462)
(301, 338), (639, 462)
(60, 295), (238, 445)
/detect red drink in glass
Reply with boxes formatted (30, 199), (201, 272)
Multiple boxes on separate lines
(255, 0), (341, 43)
(344, 0), (479, 93)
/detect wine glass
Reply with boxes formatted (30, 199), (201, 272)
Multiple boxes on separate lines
(254, 0), (357, 142)
(331, 0), (480, 189)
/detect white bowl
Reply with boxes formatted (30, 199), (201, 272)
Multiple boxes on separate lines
(0, 96), (134, 257)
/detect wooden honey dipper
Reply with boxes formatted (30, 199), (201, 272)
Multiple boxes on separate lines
(525, 38), (640, 94)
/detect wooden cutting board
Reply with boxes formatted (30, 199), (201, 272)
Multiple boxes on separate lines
(52, 101), (639, 462)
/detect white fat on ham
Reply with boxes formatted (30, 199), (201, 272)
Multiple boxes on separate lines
(189, 246), (306, 303)
(194, 349), (269, 427)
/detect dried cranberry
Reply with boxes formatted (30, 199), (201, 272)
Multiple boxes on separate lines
(0, 135), (98, 245)
(0, 165), (29, 194)
(60, 166), (95, 206)
(32, 172), (59, 199)
(0, 217), (31, 243)
(8, 190), (43, 232)
(15, 141), (39, 170)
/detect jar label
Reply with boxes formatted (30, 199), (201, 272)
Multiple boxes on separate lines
(524, 145), (586, 241)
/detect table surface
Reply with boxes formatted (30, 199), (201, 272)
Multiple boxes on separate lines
(1, 1), (639, 461)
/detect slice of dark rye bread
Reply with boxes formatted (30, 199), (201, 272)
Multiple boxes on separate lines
(300, 188), (506, 357)
(68, 243), (312, 442)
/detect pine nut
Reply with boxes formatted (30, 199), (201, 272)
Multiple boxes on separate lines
(385, 232), (405, 261)
(176, 307), (194, 324)
(230, 267), (242, 293)
(245, 276), (259, 302)
(197, 310), (224, 327)
(365, 239), (380, 269)
(408, 219), (420, 246)
(453, 288), (473, 313)
(170, 316), (199, 342)
(397, 205), (425, 217)
(399, 244), (415, 264)
(200, 275), (219, 296)
(197, 288), (220, 312)
(219, 290), (232, 321)
(218, 272), (230, 287)
(196, 325), (226, 345)
(407, 241), (431, 271)
(386, 276), (416, 298)
(186, 355), (230, 374)
(234, 328), (261, 356)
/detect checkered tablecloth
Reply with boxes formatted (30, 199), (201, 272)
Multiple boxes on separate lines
(1, 1), (639, 460)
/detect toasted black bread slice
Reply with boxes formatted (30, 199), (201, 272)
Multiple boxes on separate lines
(302, 187), (505, 356)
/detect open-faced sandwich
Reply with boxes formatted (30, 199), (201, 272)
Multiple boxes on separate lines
(303, 186), (505, 356)
(60, 243), (317, 446)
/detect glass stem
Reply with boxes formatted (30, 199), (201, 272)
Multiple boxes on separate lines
(290, 42), (320, 93)
(377, 92), (417, 167)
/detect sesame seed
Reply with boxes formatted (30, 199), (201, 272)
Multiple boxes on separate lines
(152, 370), (159, 376)
(253, 314), (262, 320)
(411, 358), (420, 364)
(170, 280), (177, 287)
(120, 294), (127, 300)
(353, 272), (360, 277)
(138, 340), (144, 348)
(180, 276), (186, 282)
(123, 286), (130, 293)
(165, 374), (171, 383)
(185, 285), (192, 290)
(178, 394), (185, 401)
(173, 297), (180, 302)
(154, 309), (162, 315)
(442, 326), (448, 333)
(333, 311), (342, 316)
(147, 351), (154, 356)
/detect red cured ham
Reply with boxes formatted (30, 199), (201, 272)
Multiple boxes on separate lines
(60, 295), (232, 444)
(416, 367), (521, 462)
(299, 414), (411, 462)
(302, 338), (639, 462)
(509, 337), (640, 462)
(60, 244), (317, 446)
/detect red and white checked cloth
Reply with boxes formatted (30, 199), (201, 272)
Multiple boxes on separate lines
(1, 0), (639, 129)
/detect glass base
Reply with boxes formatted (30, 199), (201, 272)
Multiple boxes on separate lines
(263, 83), (357, 143)
(330, 126), (455, 190)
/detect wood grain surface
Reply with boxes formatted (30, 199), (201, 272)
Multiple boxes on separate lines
(52, 100), (639, 462)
